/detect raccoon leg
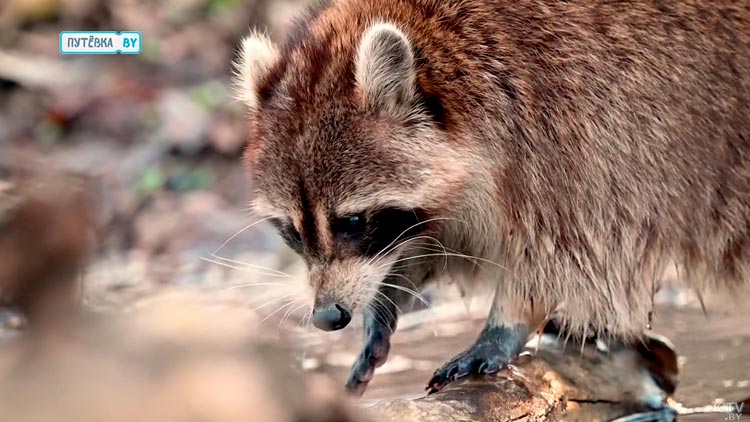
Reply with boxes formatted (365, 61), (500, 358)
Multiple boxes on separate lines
(426, 291), (535, 394)
(345, 283), (407, 396)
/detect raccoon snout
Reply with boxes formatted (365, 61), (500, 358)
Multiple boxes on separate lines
(312, 302), (352, 331)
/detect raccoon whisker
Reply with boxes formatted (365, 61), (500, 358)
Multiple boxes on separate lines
(279, 301), (309, 328)
(397, 238), (452, 272)
(374, 252), (509, 274)
(369, 288), (402, 319)
(299, 308), (313, 330)
(223, 282), (292, 291)
(370, 235), (449, 269)
(390, 240), (449, 254)
(250, 293), (295, 312)
(294, 307), (313, 330)
(375, 306), (393, 327)
(208, 253), (292, 277)
(378, 291), (403, 317)
(213, 216), (275, 255)
(382, 269), (424, 293)
(366, 217), (454, 266)
(370, 232), (451, 267)
(383, 272), (428, 304)
(368, 229), (428, 267)
(364, 298), (391, 328)
(256, 299), (300, 326)
(373, 253), (454, 270)
(365, 297), (389, 326)
(414, 246), (491, 274)
(213, 217), (273, 254)
(363, 307), (384, 328)
(407, 236), (450, 271)
(367, 235), (422, 267)
(201, 257), (293, 278)
(375, 279), (430, 307)
(386, 241), (449, 268)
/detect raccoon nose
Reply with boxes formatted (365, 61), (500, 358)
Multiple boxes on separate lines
(312, 302), (351, 331)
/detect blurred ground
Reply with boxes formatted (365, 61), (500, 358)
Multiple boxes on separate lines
(0, 0), (748, 420)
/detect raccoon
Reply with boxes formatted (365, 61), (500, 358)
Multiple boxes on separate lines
(234, 0), (750, 396)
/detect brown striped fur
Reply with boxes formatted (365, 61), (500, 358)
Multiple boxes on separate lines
(236, 0), (750, 340)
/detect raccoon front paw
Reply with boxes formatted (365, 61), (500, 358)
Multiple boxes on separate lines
(426, 341), (513, 394)
(345, 330), (390, 396)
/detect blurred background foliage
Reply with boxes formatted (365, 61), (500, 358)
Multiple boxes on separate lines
(0, 0), (309, 298)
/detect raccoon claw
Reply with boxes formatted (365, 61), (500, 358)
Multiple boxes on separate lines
(426, 342), (510, 394)
(345, 330), (390, 396)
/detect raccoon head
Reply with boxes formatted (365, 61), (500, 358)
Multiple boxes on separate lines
(234, 22), (475, 331)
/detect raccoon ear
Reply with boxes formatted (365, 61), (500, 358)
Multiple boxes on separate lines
(232, 32), (280, 110)
(355, 23), (417, 115)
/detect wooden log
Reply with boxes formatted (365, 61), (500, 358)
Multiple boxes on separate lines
(370, 340), (671, 422)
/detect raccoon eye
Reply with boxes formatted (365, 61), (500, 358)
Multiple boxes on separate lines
(269, 218), (302, 252)
(287, 225), (302, 244)
(332, 214), (367, 238)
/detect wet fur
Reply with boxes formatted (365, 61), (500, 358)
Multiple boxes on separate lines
(236, 0), (750, 340)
